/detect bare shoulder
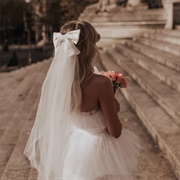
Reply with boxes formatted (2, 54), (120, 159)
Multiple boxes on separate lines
(92, 74), (112, 91)
(92, 74), (111, 85)
(82, 74), (112, 96)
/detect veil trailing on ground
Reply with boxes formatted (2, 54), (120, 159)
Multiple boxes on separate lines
(24, 29), (81, 179)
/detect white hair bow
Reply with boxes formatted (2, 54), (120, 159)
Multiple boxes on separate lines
(53, 29), (81, 57)
(53, 29), (81, 45)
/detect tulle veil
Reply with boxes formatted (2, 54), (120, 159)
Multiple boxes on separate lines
(24, 29), (82, 179)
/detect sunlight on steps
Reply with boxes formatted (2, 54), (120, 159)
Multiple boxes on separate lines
(101, 29), (180, 178)
(0, 60), (51, 179)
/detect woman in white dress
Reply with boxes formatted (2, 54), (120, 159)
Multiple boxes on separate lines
(24, 20), (141, 180)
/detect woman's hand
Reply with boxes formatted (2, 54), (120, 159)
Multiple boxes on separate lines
(114, 98), (120, 113)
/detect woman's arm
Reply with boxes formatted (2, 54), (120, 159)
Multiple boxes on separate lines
(98, 76), (122, 138)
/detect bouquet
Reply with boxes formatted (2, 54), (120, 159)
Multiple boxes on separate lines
(100, 70), (127, 93)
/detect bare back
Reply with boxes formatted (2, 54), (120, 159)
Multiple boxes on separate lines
(81, 73), (122, 138)
(81, 74), (101, 112)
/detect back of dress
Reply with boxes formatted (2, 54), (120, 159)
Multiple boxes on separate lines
(72, 108), (107, 133)
(62, 106), (142, 180)
(24, 28), (141, 180)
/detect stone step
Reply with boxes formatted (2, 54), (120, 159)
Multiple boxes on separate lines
(123, 40), (180, 71)
(0, 61), (49, 102)
(96, 38), (126, 48)
(0, 99), (39, 180)
(104, 47), (180, 125)
(0, 63), (38, 91)
(155, 29), (180, 37)
(0, 76), (38, 138)
(0, 62), (50, 176)
(0, 63), (42, 103)
(135, 37), (180, 56)
(175, 25), (180, 30)
(91, 21), (166, 26)
(0, 67), (47, 180)
(0, 60), (50, 90)
(141, 32), (180, 46)
(0, 75), (38, 176)
(80, 9), (166, 22)
(88, 21), (165, 39)
(28, 169), (38, 180)
(0, 60), (50, 117)
(79, 10), (166, 39)
(114, 44), (180, 93)
(0, 63), (44, 137)
(100, 51), (180, 178)
(95, 58), (178, 180)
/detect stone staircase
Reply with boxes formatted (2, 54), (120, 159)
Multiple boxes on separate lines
(80, 8), (165, 22)
(0, 46), (178, 179)
(79, 5), (166, 39)
(100, 29), (180, 178)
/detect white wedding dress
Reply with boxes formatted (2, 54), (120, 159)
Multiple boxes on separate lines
(58, 106), (142, 180)
(24, 31), (141, 180)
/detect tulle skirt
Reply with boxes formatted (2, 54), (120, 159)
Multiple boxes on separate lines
(38, 128), (142, 180)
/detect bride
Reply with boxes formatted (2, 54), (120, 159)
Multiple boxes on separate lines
(24, 20), (141, 180)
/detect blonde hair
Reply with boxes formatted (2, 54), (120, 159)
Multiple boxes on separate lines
(60, 21), (100, 112)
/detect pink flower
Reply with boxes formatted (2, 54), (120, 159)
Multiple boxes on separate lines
(120, 78), (127, 88)
(111, 74), (116, 81)
(100, 70), (127, 93)
(116, 73), (123, 83)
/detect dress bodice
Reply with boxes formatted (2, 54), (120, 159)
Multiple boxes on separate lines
(71, 108), (107, 134)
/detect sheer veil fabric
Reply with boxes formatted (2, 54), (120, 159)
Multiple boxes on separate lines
(24, 30), (82, 179)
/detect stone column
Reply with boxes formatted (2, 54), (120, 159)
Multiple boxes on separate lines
(163, 0), (173, 29)
(162, 0), (180, 29)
